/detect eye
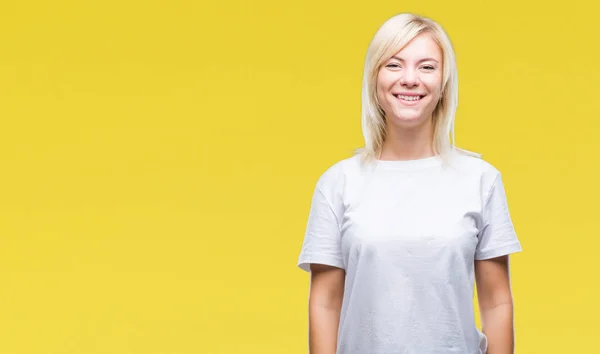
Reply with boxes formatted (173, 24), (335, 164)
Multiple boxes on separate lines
(421, 65), (436, 70)
(385, 63), (401, 69)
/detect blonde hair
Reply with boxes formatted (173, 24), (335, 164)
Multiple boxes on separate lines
(355, 13), (481, 166)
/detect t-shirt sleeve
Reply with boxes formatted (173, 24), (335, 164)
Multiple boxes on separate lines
(475, 172), (523, 260)
(297, 172), (345, 272)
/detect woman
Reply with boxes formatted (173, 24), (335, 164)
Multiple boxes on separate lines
(297, 13), (523, 354)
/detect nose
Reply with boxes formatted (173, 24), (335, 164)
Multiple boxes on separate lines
(398, 68), (420, 88)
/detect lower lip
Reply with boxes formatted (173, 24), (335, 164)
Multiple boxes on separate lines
(395, 95), (423, 106)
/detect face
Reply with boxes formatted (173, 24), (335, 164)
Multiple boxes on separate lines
(376, 33), (443, 128)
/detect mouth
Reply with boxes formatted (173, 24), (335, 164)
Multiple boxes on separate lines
(393, 94), (426, 102)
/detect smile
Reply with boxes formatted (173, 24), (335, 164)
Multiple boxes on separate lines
(393, 94), (425, 102)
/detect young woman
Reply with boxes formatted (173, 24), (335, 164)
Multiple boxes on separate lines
(297, 13), (523, 354)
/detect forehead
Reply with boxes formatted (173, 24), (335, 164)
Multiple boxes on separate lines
(391, 33), (442, 61)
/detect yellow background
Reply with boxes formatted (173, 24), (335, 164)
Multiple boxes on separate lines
(1, 0), (598, 353)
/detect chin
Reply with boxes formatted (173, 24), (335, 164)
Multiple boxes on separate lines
(389, 113), (429, 127)
(393, 111), (423, 122)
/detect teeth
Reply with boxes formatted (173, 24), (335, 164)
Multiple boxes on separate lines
(397, 95), (421, 101)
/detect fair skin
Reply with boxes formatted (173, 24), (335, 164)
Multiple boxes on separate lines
(308, 264), (345, 354)
(376, 32), (442, 161)
(308, 32), (516, 354)
(475, 255), (517, 354)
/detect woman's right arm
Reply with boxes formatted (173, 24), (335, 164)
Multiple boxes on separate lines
(308, 263), (345, 354)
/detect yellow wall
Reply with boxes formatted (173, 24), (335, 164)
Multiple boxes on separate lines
(1, 1), (598, 353)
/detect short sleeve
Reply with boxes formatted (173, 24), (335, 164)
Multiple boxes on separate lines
(297, 181), (345, 272)
(475, 172), (523, 260)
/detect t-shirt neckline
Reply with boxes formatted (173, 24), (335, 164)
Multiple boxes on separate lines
(375, 155), (443, 171)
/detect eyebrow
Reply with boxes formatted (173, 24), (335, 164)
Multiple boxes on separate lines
(391, 56), (439, 63)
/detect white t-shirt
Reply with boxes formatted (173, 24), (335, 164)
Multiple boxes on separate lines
(297, 151), (523, 354)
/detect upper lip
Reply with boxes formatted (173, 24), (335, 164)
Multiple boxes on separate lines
(393, 92), (426, 96)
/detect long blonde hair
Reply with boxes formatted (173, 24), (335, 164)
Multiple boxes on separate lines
(355, 13), (481, 166)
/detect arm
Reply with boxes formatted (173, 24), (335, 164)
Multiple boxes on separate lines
(308, 263), (345, 354)
(474, 255), (516, 354)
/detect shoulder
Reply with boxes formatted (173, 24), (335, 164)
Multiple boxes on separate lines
(451, 151), (498, 173)
(314, 154), (362, 191)
(449, 150), (503, 192)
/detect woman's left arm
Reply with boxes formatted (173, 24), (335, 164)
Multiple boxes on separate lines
(474, 255), (516, 354)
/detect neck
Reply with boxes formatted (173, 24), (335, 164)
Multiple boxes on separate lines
(379, 118), (435, 161)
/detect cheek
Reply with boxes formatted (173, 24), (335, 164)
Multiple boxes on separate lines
(375, 81), (388, 106)
(376, 74), (394, 103)
(424, 75), (443, 95)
